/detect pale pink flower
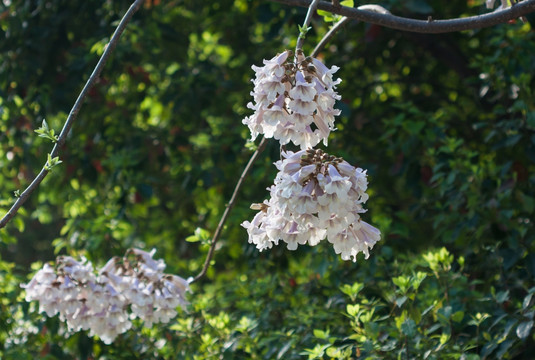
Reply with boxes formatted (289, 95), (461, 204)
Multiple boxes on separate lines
(22, 249), (191, 344)
(242, 149), (380, 261)
(243, 50), (342, 149)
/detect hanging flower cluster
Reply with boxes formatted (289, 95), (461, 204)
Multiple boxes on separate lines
(242, 49), (341, 149)
(242, 149), (381, 261)
(22, 249), (190, 344)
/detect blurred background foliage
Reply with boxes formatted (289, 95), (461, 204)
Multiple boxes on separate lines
(1, 0), (535, 358)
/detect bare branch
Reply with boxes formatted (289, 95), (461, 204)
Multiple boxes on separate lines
(192, 137), (268, 283)
(296, 0), (321, 51)
(0, 0), (144, 230)
(357, 4), (391, 15)
(311, 16), (351, 57)
(270, 0), (535, 33)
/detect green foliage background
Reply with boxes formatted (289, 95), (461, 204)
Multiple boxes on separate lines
(1, 0), (535, 358)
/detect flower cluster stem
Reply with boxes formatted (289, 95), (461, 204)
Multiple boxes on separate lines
(192, 137), (268, 283)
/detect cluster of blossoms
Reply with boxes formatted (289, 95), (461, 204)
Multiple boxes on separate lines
(243, 49), (341, 149)
(242, 149), (381, 261)
(22, 249), (190, 344)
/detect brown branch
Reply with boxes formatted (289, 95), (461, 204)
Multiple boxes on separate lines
(192, 137), (268, 283)
(311, 16), (350, 57)
(0, 0), (144, 230)
(270, 0), (535, 33)
(296, 0), (321, 51)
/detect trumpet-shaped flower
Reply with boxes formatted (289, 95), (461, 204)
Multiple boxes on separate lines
(243, 50), (342, 149)
(22, 249), (191, 344)
(242, 149), (381, 261)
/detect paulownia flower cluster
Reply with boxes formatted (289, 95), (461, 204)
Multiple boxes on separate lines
(242, 149), (380, 261)
(243, 49), (341, 149)
(22, 249), (190, 344)
(242, 51), (381, 261)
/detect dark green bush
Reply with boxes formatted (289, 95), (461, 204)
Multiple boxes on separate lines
(1, 0), (534, 358)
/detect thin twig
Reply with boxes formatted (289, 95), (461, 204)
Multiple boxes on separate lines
(0, 0), (144, 229)
(271, 0), (535, 33)
(311, 16), (350, 57)
(192, 137), (268, 283)
(296, 0), (321, 51)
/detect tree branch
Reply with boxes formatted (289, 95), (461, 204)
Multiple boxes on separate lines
(0, 0), (144, 230)
(192, 137), (268, 283)
(311, 16), (350, 57)
(270, 0), (535, 33)
(296, 0), (321, 51)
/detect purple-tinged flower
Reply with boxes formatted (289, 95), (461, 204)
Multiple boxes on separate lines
(22, 248), (190, 344)
(242, 149), (380, 261)
(243, 50), (342, 149)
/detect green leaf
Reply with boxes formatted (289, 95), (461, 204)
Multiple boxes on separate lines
(439, 332), (450, 345)
(452, 311), (464, 323)
(523, 293), (533, 310)
(185, 235), (200, 243)
(317, 9), (336, 23)
(313, 329), (329, 340)
(396, 296), (408, 308)
(301, 344), (329, 359)
(277, 339), (295, 359)
(195, 227), (211, 240)
(496, 340), (514, 358)
(346, 304), (359, 317)
(317, 1), (352, 23)
(45, 153), (62, 171)
(34, 119), (58, 143)
(186, 227), (212, 243)
(437, 306), (452, 325)
(401, 319), (416, 337)
(516, 321), (533, 339)
(393, 275), (411, 293)
(340, 282), (364, 301)
(395, 311), (408, 330)
(411, 271), (427, 290)
(297, 24), (312, 38)
(13, 217), (25, 232)
(495, 290), (510, 303)
(326, 347), (350, 358)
